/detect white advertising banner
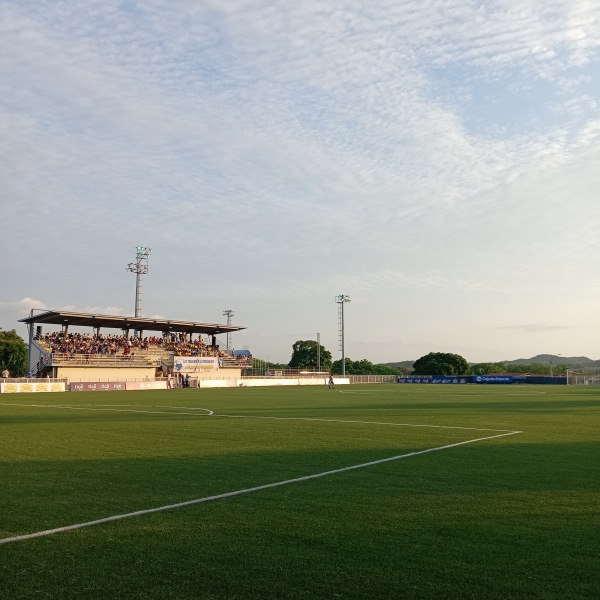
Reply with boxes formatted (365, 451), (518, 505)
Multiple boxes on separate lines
(174, 356), (219, 373)
(1, 382), (66, 393)
(126, 381), (168, 391)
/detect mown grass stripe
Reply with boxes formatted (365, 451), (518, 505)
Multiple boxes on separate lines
(0, 429), (520, 545)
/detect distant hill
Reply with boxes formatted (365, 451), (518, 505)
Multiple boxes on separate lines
(504, 355), (600, 367)
(382, 361), (414, 369)
(384, 355), (600, 369)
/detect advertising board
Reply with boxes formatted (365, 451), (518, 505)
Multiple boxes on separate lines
(70, 382), (126, 392)
(126, 381), (168, 391)
(473, 376), (513, 384)
(397, 377), (470, 384)
(0, 382), (66, 393)
(398, 375), (514, 384)
(173, 356), (219, 373)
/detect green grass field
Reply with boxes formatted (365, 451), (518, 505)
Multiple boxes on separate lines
(1, 384), (598, 599)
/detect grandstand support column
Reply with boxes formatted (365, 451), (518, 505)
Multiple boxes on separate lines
(126, 246), (151, 328)
(335, 294), (351, 376)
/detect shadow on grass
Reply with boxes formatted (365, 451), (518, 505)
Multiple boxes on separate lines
(2, 439), (598, 539)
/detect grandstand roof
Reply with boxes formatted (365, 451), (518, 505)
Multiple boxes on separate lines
(19, 310), (245, 336)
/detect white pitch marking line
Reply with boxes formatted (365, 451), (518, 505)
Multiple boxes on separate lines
(0, 403), (517, 432)
(214, 414), (520, 433)
(0, 429), (520, 545)
(91, 404), (214, 411)
(0, 403), (214, 417)
(337, 390), (392, 394)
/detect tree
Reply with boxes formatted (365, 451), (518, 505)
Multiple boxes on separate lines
(412, 352), (470, 376)
(505, 363), (551, 375)
(373, 363), (400, 375)
(331, 358), (354, 374)
(252, 358), (288, 371)
(288, 340), (332, 371)
(0, 329), (28, 377)
(330, 358), (399, 375)
(471, 362), (507, 375)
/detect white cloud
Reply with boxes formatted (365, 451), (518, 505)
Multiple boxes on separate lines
(1, 0), (600, 362)
(0, 298), (48, 314)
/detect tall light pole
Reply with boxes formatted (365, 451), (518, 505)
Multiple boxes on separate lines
(336, 294), (350, 376)
(223, 309), (234, 353)
(126, 246), (151, 317)
(550, 353), (562, 377)
(317, 332), (321, 372)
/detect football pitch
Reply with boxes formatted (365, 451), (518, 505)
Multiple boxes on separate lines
(1, 384), (598, 599)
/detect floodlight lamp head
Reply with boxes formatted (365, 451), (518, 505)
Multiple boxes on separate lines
(335, 294), (351, 303)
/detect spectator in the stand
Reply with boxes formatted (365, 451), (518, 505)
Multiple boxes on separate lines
(41, 331), (248, 366)
(2, 368), (9, 378)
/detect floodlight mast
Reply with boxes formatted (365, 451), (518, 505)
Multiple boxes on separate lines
(223, 309), (234, 353)
(126, 246), (151, 318)
(335, 294), (351, 376)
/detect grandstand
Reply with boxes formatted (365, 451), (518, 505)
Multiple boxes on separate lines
(19, 310), (247, 385)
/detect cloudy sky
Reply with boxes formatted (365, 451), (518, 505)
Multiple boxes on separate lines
(2, 0), (600, 365)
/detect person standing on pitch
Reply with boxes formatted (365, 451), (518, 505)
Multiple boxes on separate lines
(328, 374), (334, 389)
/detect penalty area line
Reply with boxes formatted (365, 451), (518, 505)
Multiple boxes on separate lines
(0, 429), (521, 545)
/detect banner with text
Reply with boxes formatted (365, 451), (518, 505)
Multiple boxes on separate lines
(126, 381), (168, 391)
(397, 377), (471, 384)
(473, 375), (513, 384)
(71, 382), (126, 392)
(174, 356), (219, 373)
(1, 382), (66, 393)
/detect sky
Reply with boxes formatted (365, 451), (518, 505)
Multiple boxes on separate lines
(2, 0), (600, 365)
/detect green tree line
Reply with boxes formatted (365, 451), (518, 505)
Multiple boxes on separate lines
(0, 329), (28, 377)
(258, 343), (571, 376)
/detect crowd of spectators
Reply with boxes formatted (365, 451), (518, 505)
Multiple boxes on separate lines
(40, 331), (225, 358)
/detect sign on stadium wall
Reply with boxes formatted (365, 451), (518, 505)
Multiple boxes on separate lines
(474, 376), (513, 383)
(0, 382), (66, 393)
(126, 381), (167, 391)
(397, 377), (471, 384)
(173, 356), (219, 373)
(397, 375), (514, 384)
(70, 382), (126, 392)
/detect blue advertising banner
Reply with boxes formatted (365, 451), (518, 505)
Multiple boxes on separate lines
(397, 377), (433, 384)
(473, 375), (513, 384)
(431, 376), (471, 384)
(397, 377), (471, 384)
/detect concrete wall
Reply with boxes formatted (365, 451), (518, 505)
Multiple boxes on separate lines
(189, 367), (242, 380)
(1, 376), (351, 392)
(198, 377), (350, 388)
(57, 366), (157, 381)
